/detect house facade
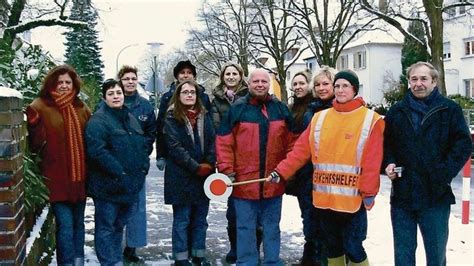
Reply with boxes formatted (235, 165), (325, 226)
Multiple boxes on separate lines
(443, 4), (474, 97)
(304, 29), (403, 105)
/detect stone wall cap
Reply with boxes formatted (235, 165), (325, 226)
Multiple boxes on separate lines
(0, 87), (23, 99)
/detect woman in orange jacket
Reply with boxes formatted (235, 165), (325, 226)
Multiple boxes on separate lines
(267, 70), (384, 266)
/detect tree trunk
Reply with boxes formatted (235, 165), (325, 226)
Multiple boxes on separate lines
(423, 0), (446, 95)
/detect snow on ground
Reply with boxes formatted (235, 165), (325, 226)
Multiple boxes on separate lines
(48, 156), (473, 265)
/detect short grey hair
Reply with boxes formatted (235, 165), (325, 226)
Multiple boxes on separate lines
(406, 61), (439, 81)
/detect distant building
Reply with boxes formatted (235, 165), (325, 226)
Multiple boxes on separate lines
(443, 3), (474, 97)
(304, 28), (403, 105)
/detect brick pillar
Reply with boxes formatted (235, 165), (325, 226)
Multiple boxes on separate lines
(0, 87), (25, 265)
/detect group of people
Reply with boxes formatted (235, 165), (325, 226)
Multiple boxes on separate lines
(25, 59), (471, 266)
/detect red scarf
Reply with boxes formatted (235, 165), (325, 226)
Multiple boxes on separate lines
(50, 90), (86, 183)
(186, 109), (200, 128)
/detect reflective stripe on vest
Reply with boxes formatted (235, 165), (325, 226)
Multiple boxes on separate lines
(314, 184), (359, 197)
(313, 163), (361, 175)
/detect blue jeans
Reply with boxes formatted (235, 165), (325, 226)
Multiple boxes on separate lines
(319, 205), (367, 263)
(391, 204), (450, 266)
(51, 201), (86, 265)
(125, 183), (147, 247)
(93, 198), (137, 265)
(234, 196), (283, 266)
(172, 203), (210, 260)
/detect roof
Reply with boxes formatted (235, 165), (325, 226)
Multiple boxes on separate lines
(343, 27), (404, 50)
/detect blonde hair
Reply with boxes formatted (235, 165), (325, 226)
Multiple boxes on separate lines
(311, 66), (337, 96)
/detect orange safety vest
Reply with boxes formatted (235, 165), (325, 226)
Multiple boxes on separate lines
(309, 107), (381, 213)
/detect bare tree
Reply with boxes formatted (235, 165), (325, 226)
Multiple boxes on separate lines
(359, 0), (474, 95)
(250, 0), (308, 103)
(187, 0), (258, 77)
(288, 0), (378, 68)
(1, 0), (87, 47)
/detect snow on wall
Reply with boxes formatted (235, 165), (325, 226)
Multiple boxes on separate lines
(0, 87), (23, 99)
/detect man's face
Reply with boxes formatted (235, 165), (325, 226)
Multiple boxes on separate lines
(120, 72), (138, 96)
(249, 70), (270, 100)
(177, 68), (195, 83)
(409, 65), (437, 99)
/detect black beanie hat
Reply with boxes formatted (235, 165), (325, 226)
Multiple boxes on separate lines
(334, 70), (359, 94)
(173, 60), (197, 80)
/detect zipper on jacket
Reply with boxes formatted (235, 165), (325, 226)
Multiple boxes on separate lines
(421, 105), (447, 125)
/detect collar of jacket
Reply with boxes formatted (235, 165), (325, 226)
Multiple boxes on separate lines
(212, 84), (249, 99)
(332, 97), (366, 112)
(248, 93), (273, 106)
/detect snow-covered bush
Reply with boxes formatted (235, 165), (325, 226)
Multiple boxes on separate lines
(0, 40), (52, 216)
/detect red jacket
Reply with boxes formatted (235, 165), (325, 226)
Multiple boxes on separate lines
(216, 94), (297, 200)
(26, 97), (91, 202)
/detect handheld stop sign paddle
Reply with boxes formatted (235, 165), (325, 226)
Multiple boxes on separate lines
(204, 173), (233, 201)
(204, 173), (267, 201)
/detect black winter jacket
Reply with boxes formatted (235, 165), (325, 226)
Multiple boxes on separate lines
(383, 90), (471, 209)
(163, 110), (216, 205)
(85, 105), (149, 203)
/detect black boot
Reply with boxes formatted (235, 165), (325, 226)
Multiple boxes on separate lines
(174, 259), (192, 266)
(225, 227), (237, 263)
(300, 241), (319, 266)
(191, 256), (211, 266)
(123, 246), (141, 263)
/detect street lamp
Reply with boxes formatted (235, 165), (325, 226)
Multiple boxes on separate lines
(147, 42), (164, 110)
(115, 43), (139, 73)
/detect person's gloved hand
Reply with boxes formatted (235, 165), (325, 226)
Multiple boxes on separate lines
(363, 196), (375, 210)
(197, 163), (213, 177)
(156, 157), (166, 171)
(266, 171), (281, 183)
(227, 172), (236, 183)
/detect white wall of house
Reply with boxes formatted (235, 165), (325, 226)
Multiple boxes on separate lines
(337, 43), (402, 105)
(443, 7), (474, 97)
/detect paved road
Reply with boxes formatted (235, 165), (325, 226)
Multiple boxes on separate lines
(79, 157), (473, 265)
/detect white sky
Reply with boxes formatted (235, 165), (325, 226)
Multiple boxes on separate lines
(30, 0), (202, 78)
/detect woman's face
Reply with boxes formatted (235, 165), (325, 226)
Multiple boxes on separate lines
(179, 83), (197, 107)
(223, 66), (242, 90)
(104, 85), (124, 109)
(334, 78), (356, 104)
(56, 73), (73, 94)
(292, 74), (309, 98)
(314, 75), (335, 101)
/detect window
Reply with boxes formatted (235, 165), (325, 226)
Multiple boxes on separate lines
(443, 42), (451, 60)
(337, 54), (349, 70)
(465, 39), (474, 55)
(308, 62), (313, 71)
(459, 5), (466, 15)
(353, 51), (366, 69)
(466, 80), (474, 98)
(445, 7), (456, 17)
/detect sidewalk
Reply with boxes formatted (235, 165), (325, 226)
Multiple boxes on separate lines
(53, 157), (472, 265)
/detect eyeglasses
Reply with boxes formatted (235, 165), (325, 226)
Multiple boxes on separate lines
(181, 90), (196, 95)
(121, 77), (137, 82)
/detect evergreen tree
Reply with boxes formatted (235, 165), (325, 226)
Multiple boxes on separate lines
(384, 20), (430, 106)
(63, 0), (104, 109)
(400, 20), (430, 94)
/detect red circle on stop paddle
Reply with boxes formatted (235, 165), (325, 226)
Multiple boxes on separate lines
(210, 179), (227, 196)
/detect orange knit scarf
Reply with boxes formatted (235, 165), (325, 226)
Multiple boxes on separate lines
(50, 90), (86, 183)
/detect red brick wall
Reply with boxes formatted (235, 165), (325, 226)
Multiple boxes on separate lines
(0, 93), (26, 265)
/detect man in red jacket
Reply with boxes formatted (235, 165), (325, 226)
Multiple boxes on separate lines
(216, 69), (296, 265)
